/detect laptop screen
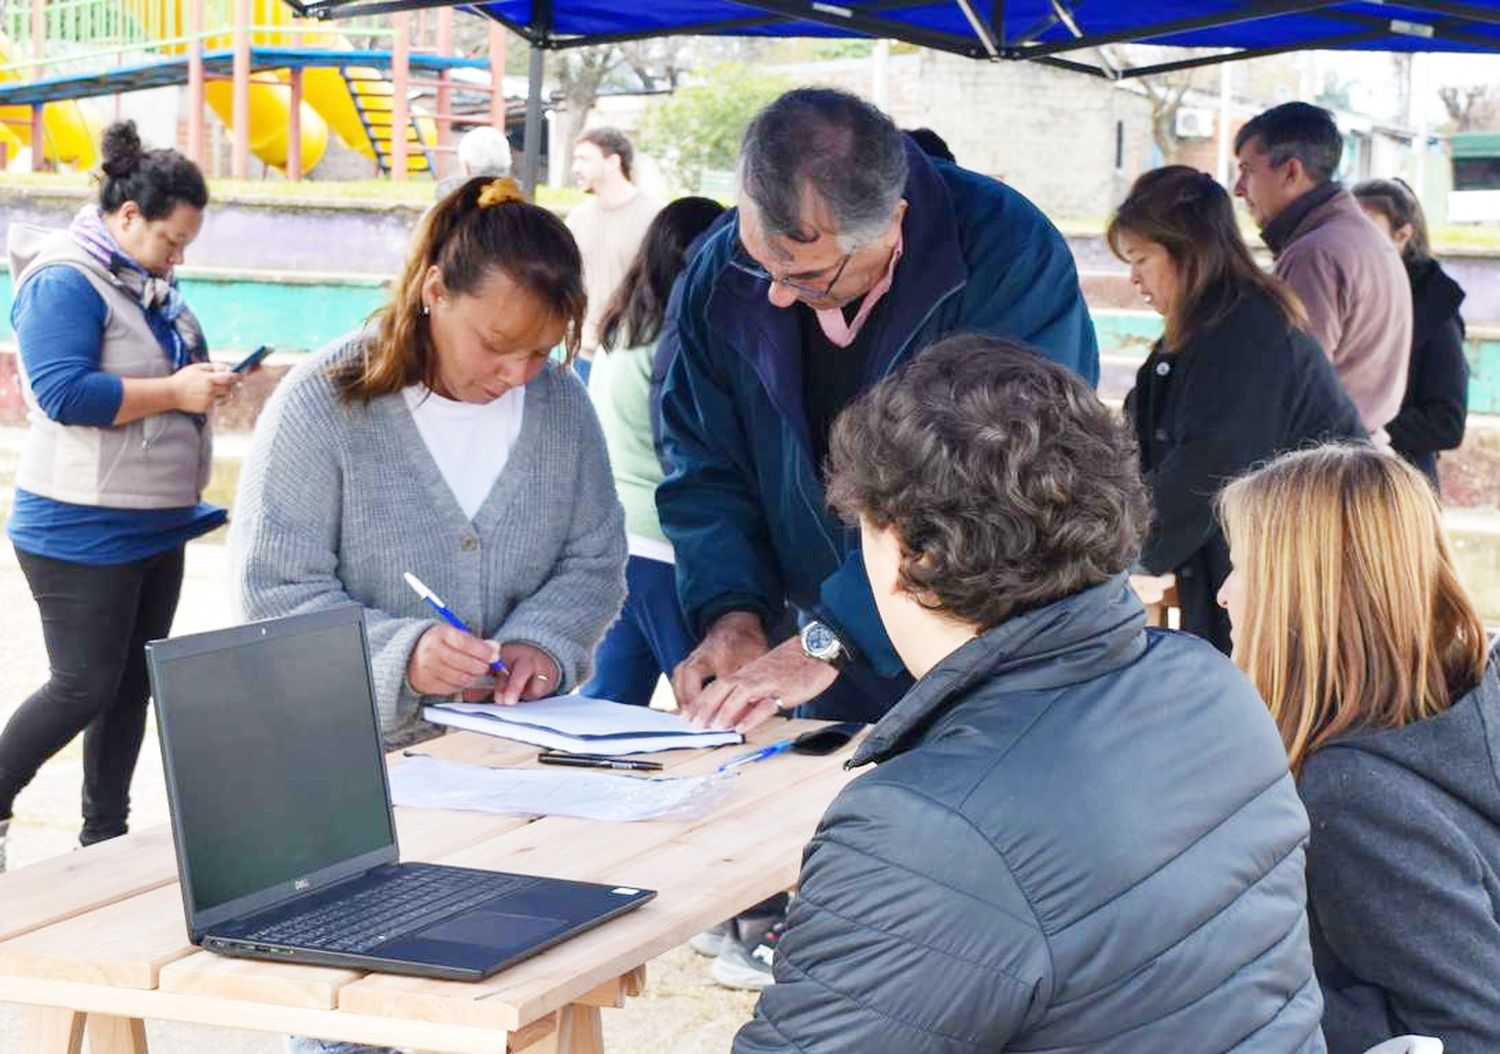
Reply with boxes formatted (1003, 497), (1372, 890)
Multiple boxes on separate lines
(151, 610), (397, 916)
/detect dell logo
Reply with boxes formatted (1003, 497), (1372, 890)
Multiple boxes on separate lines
(294, 878), (311, 892)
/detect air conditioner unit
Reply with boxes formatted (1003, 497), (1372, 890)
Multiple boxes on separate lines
(1175, 108), (1216, 139)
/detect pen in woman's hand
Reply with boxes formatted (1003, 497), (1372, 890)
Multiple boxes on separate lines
(403, 571), (508, 675)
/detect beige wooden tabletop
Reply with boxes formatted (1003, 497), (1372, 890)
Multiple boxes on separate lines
(0, 718), (861, 1054)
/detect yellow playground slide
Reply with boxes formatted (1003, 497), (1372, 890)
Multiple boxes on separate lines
(124, 0), (329, 173)
(4, 0), (433, 178)
(192, 0), (434, 176)
(203, 73), (328, 172)
(0, 33), (101, 169)
(294, 62), (437, 176)
(228, 0), (435, 174)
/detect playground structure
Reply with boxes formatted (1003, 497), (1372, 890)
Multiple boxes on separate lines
(0, 31), (98, 167)
(0, 0), (509, 180)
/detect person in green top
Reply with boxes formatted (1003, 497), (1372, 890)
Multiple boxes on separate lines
(582, 196), (726, 706)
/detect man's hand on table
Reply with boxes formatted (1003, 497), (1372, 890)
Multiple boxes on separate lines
(681, 633), (839, 734)
(672, 611), (770, 709)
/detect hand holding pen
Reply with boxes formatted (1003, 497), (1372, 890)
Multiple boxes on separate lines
(402, 572), (558, 704)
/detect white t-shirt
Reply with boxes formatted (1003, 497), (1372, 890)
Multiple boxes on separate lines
(402, 385), (525, 520)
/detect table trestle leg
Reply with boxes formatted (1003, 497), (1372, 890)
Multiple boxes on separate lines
(85, 1013), (149, 1053)
(24, 1006), (86, 1054)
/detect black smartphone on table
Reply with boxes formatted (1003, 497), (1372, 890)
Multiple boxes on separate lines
(790, 721), (864, 756)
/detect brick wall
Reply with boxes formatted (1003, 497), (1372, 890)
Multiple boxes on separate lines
(810, 53), (1156, 221)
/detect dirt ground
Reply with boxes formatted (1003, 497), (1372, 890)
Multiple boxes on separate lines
(0, 541), (758, 1053)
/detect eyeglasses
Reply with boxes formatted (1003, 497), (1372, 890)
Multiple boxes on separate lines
(728, 249), (852, 300)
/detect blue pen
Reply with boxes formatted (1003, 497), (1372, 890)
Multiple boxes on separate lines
(403, 571), (508, 675)
(718, 738), (795, 775)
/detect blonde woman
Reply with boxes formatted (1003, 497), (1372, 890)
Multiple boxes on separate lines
(1217, 444), (1498, 1054)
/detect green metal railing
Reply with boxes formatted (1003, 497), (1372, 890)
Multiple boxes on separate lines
(0, 0), (392, 80)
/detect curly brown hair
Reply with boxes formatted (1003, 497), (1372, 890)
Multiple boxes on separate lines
(826, 335), (1150, 629)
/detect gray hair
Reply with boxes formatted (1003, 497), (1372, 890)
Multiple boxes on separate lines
(458, 126), (512, 178)
(738, 88), (908, 253)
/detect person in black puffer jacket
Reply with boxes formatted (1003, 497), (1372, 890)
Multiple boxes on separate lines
(1353, 178), (1469, 487)
(1113, 166), (1366, 655)
(732, 335), (1326, 1054)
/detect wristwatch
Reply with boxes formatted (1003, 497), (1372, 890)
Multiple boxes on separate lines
(800, 620), (850, 670)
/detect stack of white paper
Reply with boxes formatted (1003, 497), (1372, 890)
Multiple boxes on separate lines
(422, 695), (744, 755)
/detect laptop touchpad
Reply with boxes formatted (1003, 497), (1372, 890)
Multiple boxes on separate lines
(417, 910), (568, 948)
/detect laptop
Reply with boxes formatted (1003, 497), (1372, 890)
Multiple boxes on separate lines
(146, 604), (656, 982)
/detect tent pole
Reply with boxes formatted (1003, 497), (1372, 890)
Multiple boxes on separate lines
(1216, 58), (1233, 187)
(522, 42), (544, 196)
(1412, 51), (1429, 198)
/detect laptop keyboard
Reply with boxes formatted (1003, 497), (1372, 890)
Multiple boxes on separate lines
(242, 864), (536, 954)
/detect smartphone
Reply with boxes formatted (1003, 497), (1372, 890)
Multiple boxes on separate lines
(790, 721), (864, 756)
(231, 345), (273, 374)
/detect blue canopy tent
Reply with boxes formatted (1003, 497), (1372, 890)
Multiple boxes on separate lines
(281, 0), (1500, 188)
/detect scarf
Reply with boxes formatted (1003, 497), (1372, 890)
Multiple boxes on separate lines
(69, 205), (206, 370)
(1260, 181), (1342, 257)
(815, 229), (904, 348)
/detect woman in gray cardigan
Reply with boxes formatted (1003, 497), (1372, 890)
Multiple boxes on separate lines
(230, 176), (626, 745)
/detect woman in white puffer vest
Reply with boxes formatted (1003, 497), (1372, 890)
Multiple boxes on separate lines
(0, 121), (236, 870)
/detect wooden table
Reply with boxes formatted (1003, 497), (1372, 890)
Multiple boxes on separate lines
(0, 718), (858, 1053)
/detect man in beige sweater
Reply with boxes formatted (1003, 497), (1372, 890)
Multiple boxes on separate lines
(565, 128), (661, 374)
(1234, 102), (1412, 437)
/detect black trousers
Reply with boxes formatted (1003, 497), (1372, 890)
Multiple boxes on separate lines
(0, 545), (185, 844)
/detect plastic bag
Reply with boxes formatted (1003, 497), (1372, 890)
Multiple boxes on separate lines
(388, 755), (732, 822)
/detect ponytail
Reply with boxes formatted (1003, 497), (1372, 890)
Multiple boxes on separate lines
(336, 176), (586, 403)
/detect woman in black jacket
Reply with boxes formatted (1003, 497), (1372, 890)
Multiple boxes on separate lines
(1111, 166), (1365, 653)
(1353, 178), (1468, 487)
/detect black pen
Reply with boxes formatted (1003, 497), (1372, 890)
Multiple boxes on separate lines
(536, 751), (663, 772)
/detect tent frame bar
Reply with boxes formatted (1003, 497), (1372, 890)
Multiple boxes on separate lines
(1399, 0), (1500, 25)
(285, 0), (1500, 174)
(711, 0), (989, 57)
(1011, 0), (1344, 58)
(543, 15), (794, 47)
(1114, 26), (1387, 77)
(538, 0), (954, 48)
(1318, 6), (1500, 49)
(291, 0), (1500, 75)
(954, 0), (1001, 56)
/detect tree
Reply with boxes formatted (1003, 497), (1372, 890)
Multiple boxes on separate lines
(1111, 45), (1214, 165)
(636, 62), (792, 193)
(1138, 71), (1202, 165)
(1439, 84), (1500, 132)
(550, 41), (695, 160)
(553, 46), (626, 158)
